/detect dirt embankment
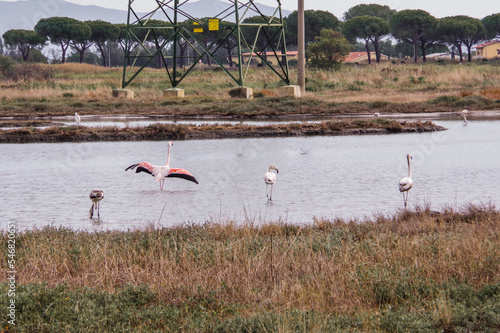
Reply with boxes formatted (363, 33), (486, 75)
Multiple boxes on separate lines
(0, 121), (444, 143)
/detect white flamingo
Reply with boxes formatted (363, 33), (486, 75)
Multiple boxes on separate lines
(264, 165), (279, 201)
(125, 142), (198, 190)
(75, 112), (81, 126)
(398, 154), (413, 209)
(89, 189), (104, 218)
(461, 109), (468, 125)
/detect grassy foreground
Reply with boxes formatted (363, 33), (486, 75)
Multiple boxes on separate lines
(1, 204), (499, 332)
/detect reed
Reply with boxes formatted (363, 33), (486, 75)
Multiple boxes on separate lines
(1, 204), (499, 331)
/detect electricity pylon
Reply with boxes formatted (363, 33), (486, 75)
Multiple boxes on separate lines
(121, 0), (291, 88)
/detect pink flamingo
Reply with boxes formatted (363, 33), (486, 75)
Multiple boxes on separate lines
(264, 165), (279, 201)
(89, 189), (104, 218)
(125, 142), (198, 190)
(398, 153), (413, 209)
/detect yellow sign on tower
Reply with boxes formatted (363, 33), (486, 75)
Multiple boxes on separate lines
(209, 19), (219, 31)
(193, 22), (203, 33)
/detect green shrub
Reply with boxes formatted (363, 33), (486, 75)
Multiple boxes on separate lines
(32, 104), (47, 112)
(0, 55), (16, 77)
(457, 95), (491, 107)
(427, 95), (459, 105)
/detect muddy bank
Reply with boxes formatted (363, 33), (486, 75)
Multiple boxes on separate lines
(0, 120), (444, 143)
(1, 110), (499, 129)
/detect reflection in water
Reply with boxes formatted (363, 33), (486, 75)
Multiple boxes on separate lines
(1, 120), (499, 231)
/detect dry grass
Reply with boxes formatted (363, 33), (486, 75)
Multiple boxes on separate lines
(2, 204), (498, 315)
(0, 61), (499, 109)
(1, 206), (498, 331)
(481, 87), (500, 99)
(44, 63), (118, 75)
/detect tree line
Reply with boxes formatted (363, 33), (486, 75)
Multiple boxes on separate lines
(1, 4), (500, 69)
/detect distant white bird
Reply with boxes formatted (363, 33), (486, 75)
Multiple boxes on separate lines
(461, 109), (468, 125)
(264, 165), (279, 201)
(89, 189), (104, 219)
(125, 142), (198, 190)
(398, 154), (413, 209)
(373, 112), (380, 117)
(75, 112), (81, 126)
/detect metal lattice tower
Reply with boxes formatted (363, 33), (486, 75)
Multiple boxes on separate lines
(121, 0), (290, 88)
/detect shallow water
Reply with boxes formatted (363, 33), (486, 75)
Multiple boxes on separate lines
(60, 118), (323, 128)
(1, 119), (498, 231)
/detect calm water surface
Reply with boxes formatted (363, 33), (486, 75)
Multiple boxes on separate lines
(1, 120), (498, 231)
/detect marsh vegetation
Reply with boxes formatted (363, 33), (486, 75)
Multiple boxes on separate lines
(0, 62), (499, 119)
(0, 119), (443, 142)
(1, 205), (499, 331)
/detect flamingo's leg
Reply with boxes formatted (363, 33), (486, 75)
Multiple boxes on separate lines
(89, 203), (94, 219)
(97, 202), (100, 218)
(266, 184), (269, 199)
(270, 185), (273, 201)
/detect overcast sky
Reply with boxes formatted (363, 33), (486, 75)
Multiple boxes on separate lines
(64, 0), (499, 19)
(3, 0), (499, 19)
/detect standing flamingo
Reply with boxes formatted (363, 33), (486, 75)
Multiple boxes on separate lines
(89, 189), (104, 218)
(398, 154), (413, 209)
(461, 109), (468, 125)
(75, 112), (81, 126)
(264, 165), (279, 201)
(125, 142), (198, 190)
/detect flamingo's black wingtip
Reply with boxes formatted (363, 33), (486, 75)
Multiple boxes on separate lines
(125, 163), (138, 171)
(168, 173), (199, 184)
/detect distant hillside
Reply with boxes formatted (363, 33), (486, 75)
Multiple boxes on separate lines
(0, 0), (292, 34)
(0, 0), (128, 34)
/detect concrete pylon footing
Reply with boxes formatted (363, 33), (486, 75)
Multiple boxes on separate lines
(163, 88), (185, 98)
(229, 86), (253, 100)
(112, 89), (134, 99)
(279, 85), (301, 98)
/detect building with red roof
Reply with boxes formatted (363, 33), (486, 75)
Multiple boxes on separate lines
(343, 51), (389, 63)
(474, 40), (500, 60)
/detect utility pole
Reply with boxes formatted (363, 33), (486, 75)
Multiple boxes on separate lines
(297, 0), (305, 95)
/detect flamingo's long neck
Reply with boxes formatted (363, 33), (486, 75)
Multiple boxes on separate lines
(407, 155), (412, 178)
(166, 144), (171, 167)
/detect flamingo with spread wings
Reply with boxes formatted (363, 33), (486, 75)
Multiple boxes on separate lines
(125, 142), (198, 190)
